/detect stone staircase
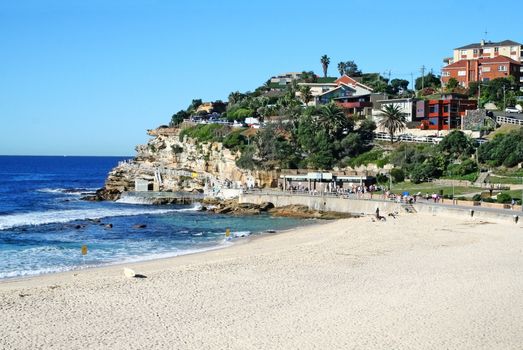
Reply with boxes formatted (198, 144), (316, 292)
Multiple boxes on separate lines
(474, 172), (490, 186)
(402, 203), (417, 213)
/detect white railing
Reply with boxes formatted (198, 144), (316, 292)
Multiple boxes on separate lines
(496, 116), (523, 126)
(374, 133), (443, 144)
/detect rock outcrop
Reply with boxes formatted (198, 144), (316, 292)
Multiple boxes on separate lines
(98, 127), (279, 200)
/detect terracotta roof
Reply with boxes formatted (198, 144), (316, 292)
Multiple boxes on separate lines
(479, 55), (521, 65)
(442, 56), (521, 70)
(442, 60), (468, 69)
(334, 74), (374, 91)
(455, 40), (522, 50)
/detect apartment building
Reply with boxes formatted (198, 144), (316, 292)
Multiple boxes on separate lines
(444, 39), (523, 64)
(441, 55), (521, 87)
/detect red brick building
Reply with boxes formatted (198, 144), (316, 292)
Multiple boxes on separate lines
(441, 55), (521, 87)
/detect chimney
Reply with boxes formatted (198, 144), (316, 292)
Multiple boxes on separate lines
(480, 39), (485, 46)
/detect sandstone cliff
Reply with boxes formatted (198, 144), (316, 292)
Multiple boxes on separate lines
(99, 127), (278, 200)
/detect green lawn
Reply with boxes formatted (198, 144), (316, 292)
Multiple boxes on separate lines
(488, 175), (523, 185)
(387, 181), (483, 197)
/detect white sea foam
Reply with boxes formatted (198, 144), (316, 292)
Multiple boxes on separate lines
(37, 188), (97, 196)
(232, 230), (251, 238)
(0, 207), (179, 230)
(0, 241), (233, 279)
(115, 196), (155, 205)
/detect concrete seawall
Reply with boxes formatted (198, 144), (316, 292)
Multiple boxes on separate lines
(414, 202), (522, 224)
(240, 192), (522, 224)
(239, 193), (403, 215)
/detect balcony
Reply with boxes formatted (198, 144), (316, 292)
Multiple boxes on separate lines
(336, 101), (372, 109)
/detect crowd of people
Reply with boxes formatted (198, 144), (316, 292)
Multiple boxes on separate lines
(279, 182), (448, 205)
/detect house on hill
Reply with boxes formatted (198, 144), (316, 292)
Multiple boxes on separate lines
(441, 55), (521, 88)
(441, 39), (523, 88)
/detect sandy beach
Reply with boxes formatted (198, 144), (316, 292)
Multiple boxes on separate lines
(1, 212), (522, 349)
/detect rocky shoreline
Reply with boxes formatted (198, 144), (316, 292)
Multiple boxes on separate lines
(202, 198), (359, 219)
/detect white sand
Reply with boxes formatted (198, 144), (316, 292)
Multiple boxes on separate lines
(1, 213), (523, 349)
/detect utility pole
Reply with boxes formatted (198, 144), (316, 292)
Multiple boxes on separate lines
(383, 69), (391, 82)
(420, 65), (426, 90)
(410, 72), (414, 94)
(503, 84), (507, 111)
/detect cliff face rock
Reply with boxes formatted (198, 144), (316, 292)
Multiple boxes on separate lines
(101, 127), (278, 200)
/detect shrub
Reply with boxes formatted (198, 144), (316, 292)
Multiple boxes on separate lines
(179, 124), (227, 143)
(390, 168), (405, 183)
(496, 192), (512, 204)
(223, 130), (247, 151)
(472, 194), (482, 202)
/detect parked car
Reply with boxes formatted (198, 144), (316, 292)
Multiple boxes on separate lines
(505, 106), (520, 113)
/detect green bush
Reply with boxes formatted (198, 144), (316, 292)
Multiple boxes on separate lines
(472, 194), (482, 202)
(496, 192), (512, 204)
(390, 168), (405, 183)
(345, 149), (384, 168)
(223, 129), (247, 151)
(179, 124), (227, 143)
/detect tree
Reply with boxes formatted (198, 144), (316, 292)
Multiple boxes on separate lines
(307, 129), (335, 169)
(343, 61), (362, 77)
(318, 102), (353, 139)
(337, 62), (346, 76)
(357, 119), (376, 143)
(300, 71), (317, 83)
(299, 85), (313, 105)
(320, 54), (330, 78)
(390, 168), (405, 183)
(187, 99), (202, 113)
(228, 91), (245, 105)
(171, 110), (189, 126)
(390, 79), (409, 94)
(445, 77), (460, 92)
(438, 130), (474, 160)
(415, 72), (441, 90)
(378, 104), (406, 143)
(480, 77), (517, 109)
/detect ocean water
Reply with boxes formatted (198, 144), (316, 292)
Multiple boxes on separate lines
(0, 156), (306, 279)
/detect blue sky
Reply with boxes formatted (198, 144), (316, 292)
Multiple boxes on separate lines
(1, 0), (522, 156)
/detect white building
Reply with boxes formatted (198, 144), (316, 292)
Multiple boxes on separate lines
(373, 98), (417, 122)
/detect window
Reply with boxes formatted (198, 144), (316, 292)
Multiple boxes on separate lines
(458, 70), (466, 76)
(473, 49), (478, 54)
(442, 71), (450, 77)
(498, 65), (507, 72)
(494, 47), (499, 52)
(482, 66), (491, 72)
(460, 50), (467, 55)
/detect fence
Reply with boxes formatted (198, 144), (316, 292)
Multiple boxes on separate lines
(496, 116), (523, 126)
(374, 133), (443, 144)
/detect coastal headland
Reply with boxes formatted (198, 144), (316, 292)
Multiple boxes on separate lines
(1, 212), (522, 349)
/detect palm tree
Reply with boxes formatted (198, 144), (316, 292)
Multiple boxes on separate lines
(378, 104), (406, 143)
(318, 102), (350, 138)
(320, 55), (330, 78)
(299, 85), (313, 105)
(337, 62), (346, 76)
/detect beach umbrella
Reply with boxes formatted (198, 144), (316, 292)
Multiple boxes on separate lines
(402, 191), (409, 196)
